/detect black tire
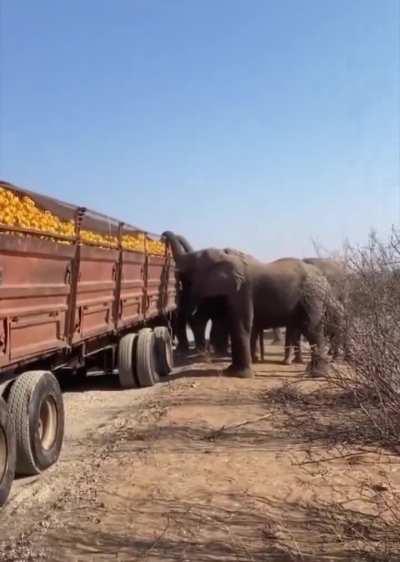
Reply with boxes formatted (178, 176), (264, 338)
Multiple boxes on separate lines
(118, 333), (138, 389)
(136, 328), (158, 387)
(0, 397), (16, 507)
(8, 371), (65, 476)
(154, 326), (174, 377)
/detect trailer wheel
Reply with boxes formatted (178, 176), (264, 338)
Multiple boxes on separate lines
(154, 326), (174, 377)
(136, 328), (158, 387)
(0, 397), (16, 507)
(118, 333), (138, 389)
(8, 371), (65, 476)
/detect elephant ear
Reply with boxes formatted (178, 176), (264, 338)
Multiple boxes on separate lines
(205, 261), (245, 294)
(202, 249), (248, 296)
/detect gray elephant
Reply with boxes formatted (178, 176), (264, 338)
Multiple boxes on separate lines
(283, 257), (347, 364)
(162, 231), (230, 355)
(175, 249), (337, 378)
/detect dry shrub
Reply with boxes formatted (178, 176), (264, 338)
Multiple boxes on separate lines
(333, 229), (400, 448)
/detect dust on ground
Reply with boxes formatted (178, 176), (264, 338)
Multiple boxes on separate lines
(1, 346), (400, 561)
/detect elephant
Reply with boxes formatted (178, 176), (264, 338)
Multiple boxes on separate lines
(283, 257), (347, 364)
(162, 231), (230, 355)
(175, 248), (338, 378)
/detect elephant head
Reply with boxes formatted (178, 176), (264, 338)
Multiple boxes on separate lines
(175, 248), (248, 302)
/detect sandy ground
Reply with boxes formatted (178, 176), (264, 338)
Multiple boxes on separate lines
(1, 346), (400, 561)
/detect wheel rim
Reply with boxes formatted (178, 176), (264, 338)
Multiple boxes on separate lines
(37, 397), (57, 450)
(0, 426), (7, 482)
(165, 338), (173, 369)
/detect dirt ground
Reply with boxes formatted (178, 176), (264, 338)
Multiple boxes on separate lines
(1, 345), (400, 562)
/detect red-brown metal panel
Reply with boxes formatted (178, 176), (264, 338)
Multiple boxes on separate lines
(0, 236), (74, 367)
(146, 255), (165, 319)
(116, 250), (145, 328)
(71, 245), (119, 343)
(165, 258), (177, 312)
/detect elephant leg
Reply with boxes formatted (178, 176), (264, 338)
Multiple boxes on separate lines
(224, 296), (254, 378)
(250, 326), (259, 363)
(283, 324), (303, 364)
(210, 316), (229, 356)
(190, 308), (208, 352)
(175, 309), (190, 352)
(302, 319), (329, 377)
(174, 283), (196, 353)
(292, 330), (304, 364)
(218, 326), (230, 356)
(326, 302), (345, 361)
(328, 334), (340, 360)
(271, 327), (283, 345)
(209, 319), (218, 351)
(259, 330), (265, 362)
(283, 325), (294, 365)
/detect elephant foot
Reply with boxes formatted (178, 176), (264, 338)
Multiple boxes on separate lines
(283, 357), (292, 366)
(306, 357), (330, 378)
(223, 365), (255, 379)
(294, 355), (304, 364)
(252, 356), (260, 364)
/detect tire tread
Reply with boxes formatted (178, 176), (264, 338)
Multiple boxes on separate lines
(136, 329), (157, 387)
(118, 333), (138, 389)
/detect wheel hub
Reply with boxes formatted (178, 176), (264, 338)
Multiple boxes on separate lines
(38, 397), (57, 450)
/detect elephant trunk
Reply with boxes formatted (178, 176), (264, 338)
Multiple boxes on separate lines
(162, 231), (188, 259)
(176, 234), (194, 253)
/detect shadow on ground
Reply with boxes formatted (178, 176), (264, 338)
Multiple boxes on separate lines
(43, 493), (400, 562)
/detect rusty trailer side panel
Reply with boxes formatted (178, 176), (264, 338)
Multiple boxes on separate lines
(117, 250), (146, 329)
(147, 255), (168, 320)
(0, 236), (74, 368)
(71, 245), (119, 344)
(165, 255), (177, 313)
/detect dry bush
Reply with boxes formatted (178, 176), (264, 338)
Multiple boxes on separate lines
(332, 229), (400, 449)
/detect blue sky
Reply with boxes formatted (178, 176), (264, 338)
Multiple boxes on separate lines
(0, 0), (399, 259)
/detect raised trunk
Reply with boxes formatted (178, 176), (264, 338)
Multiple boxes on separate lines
(176, 234), (194, 253)
(161, 231), (186, 259)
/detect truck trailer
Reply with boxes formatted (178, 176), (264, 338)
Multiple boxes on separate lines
(0, 181), (177, 507)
